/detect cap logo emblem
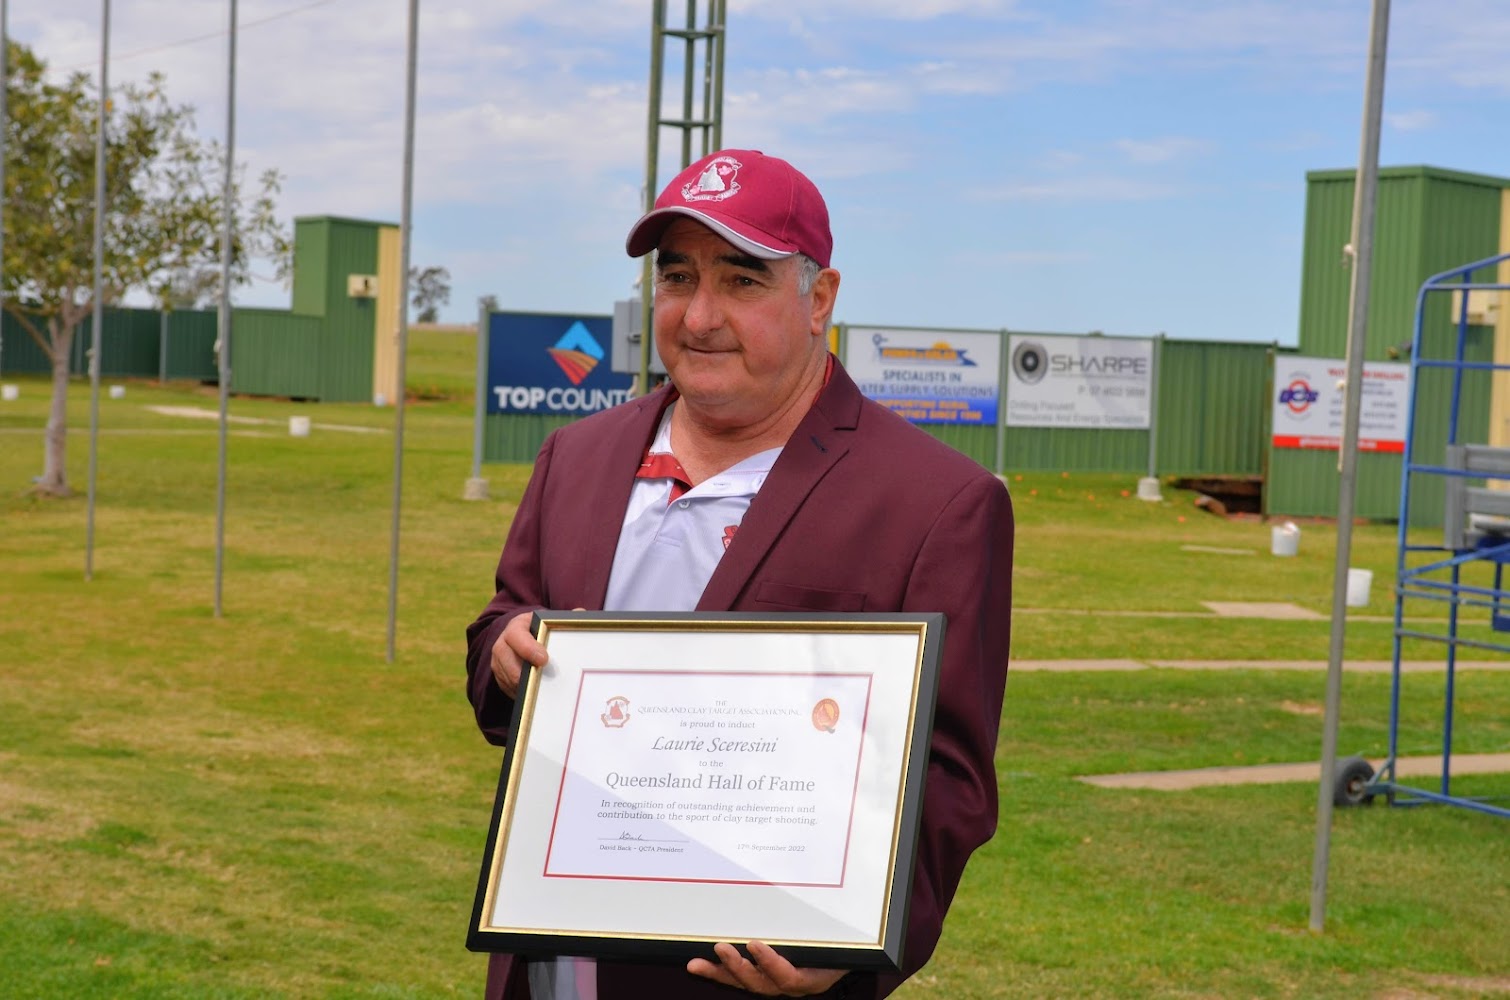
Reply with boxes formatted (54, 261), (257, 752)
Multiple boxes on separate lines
(681, 155), (742, 203)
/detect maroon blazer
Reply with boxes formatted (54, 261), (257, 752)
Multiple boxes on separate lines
(465, 360), (1013, 1000)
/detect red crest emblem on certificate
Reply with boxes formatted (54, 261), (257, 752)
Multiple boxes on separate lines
(811, 698), (840, 733)
(600, 696), (630, 728)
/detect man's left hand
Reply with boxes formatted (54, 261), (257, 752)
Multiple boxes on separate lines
(687, 941), (847, 996)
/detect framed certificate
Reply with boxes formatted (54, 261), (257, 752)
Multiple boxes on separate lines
(467, 611), (945, 972)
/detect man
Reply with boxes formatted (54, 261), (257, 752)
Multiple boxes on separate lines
(466, 149), (1013, 999)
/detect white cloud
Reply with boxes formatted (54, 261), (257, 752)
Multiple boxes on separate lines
(939, 1), (1363, 89)
(1113, 137), (1214, 164)
(912, 60), (1012, 96)
(994, 250), (1094, 264)
(970, 176), (1181, 202)
(732, 0), (1023, 23)
(1384, 109), (1438, 132)
(1391, 1), (1510, 94)
(1038, 149), (1086, 169)
(7, 0), (1509, 339)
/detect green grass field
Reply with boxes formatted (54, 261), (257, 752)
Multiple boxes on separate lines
(2, 332), (1507, 998)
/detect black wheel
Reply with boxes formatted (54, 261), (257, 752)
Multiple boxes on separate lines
(1334, 755), (1376, 807)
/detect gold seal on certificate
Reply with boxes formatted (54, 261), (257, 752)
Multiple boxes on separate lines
(467, 612), (945, 972)
(811, 697), (841, 733)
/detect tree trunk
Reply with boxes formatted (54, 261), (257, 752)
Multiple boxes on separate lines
(36, 321), (75, 497)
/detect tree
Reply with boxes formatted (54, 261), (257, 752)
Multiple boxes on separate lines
(155, 267), (222, 310)
(2, 40), (290, 496)
(409, 265), (451, 323)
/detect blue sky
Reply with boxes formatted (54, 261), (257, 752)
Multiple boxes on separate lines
(15, 0), (1510, 344)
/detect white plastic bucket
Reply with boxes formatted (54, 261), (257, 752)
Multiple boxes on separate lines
(1271, 522), (1300, 557)
(1136, 476), (1163, 502)
(289, 415), (311, 437)
(1, 384), (18, 401)
(108, 385), (126, 399)
(1346, 568), (1373, 607)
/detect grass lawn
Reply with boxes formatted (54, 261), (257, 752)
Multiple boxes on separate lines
(1, 336), (1507, 999)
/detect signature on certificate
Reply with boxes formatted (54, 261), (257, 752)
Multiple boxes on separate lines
(602, 831), (689, 844)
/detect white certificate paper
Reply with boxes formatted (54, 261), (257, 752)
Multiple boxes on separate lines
(469, 614), (944, 971)
(546, 670), (872, 886)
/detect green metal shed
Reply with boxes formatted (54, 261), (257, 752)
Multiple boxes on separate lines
(229, 216), (401, 402)
(1268, 166), (1508, 524)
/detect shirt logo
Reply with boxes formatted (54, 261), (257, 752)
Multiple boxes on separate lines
(547, 321), (605, 386)
(722, 525), (738, 550)
(681, 155), (743, 203)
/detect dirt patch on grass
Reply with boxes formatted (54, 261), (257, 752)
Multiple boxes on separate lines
(0, 772), (95, 843)
(1377, 974), (1510, 998)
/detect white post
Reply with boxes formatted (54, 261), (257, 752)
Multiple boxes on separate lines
(465, 296), (490, 500)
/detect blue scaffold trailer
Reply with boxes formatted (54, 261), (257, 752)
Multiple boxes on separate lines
(1347, 251), (1510, 818)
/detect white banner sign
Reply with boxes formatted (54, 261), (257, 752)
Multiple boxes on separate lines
(844, 327), (1001, 426)
(1271, 355), (1410, 453)
(1005, 334), (1154, 429)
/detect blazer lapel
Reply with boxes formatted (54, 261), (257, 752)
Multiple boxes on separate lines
(696, 362), (863, 611)
(578, 390), (673, 608)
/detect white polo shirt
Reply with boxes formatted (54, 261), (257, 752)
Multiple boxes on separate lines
(534, 405), (781, 998)
(604, 404), (782, 613)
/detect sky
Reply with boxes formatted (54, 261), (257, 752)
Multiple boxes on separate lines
(11, 0), (1510, 345)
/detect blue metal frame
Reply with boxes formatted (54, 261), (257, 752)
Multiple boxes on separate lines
(1384, 251), (1510, 819)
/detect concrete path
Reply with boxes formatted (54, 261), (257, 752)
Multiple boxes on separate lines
(1018, 655), (1510, 790)
(1079, 753), (1510, 791)
(1014, 604), (1503, 625)
(146, 405), (386, 434)
(1011, 659), (1510, 673)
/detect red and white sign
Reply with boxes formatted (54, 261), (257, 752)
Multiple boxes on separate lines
(1271, 355), (1411, 453)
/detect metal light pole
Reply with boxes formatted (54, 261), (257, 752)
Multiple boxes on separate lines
(386, 0), (420, 662)
(637, 1), (665, 396)
(85, 0), (110, 580)
(214, 0), (238, 618)
(0, 0), (8, 381)
(1310, 0), (1390, 934)
(638, 0), (726, 394)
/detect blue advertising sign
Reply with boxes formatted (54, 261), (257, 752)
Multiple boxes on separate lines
(486, 312), (635, 415)
(843, 326), (1002, 426)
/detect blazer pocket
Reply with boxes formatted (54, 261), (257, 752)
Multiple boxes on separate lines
(753, 581), (868, 612)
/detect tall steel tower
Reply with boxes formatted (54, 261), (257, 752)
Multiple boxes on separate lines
(637, 1), (727, 392)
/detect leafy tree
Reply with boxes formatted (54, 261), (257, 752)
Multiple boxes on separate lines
(2, 40), (290, 496)
(408, 265), (450, 323)
(148, 267), (221, 311)
(479, 293), (499, 314)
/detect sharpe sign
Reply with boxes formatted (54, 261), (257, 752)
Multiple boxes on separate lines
(1005, 334), (1153, 429)
(486, 312), (635, 415)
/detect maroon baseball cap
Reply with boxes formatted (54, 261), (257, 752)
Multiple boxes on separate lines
(625, 149), (832, 269)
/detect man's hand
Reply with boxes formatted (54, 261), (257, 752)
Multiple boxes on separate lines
(489, 612), (547, 698)
(687, 941), (847, 996)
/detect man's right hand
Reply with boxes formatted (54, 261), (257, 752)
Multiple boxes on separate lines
(490, 611), (547, 698)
